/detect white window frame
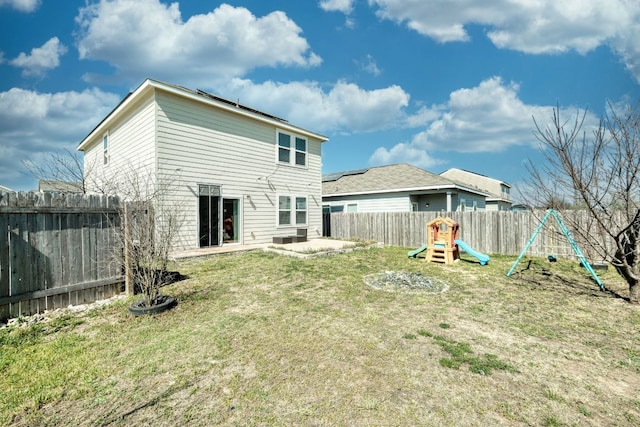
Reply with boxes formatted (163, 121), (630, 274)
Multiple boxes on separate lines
(276, 130), (307, 168)
(103, 132), (109, 166)
(278, 194), (308, 227)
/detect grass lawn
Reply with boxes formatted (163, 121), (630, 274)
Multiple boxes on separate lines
(1, 246), (639, 426)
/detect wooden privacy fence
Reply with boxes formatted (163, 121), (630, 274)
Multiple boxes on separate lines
(327, 210), (613, 261)
(0, 192), (124, 320)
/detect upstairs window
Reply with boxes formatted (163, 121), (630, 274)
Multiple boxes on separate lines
(278, 133), (290, 163)
(277, 131), (307, 167)
(103, 133), (109, 166)
(294, 137), (306, 166)
(502, 185), (511, 200)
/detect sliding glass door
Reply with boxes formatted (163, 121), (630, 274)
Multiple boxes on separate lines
(222, 198), (240, 244)
(199, 184), (220, 247)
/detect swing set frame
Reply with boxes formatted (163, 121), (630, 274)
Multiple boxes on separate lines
(506, 209), (605, 291)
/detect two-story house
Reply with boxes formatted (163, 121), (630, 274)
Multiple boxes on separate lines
(439, 168), (512, 211)
(78, 79), (328, 250)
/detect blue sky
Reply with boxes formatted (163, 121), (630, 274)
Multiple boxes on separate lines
(1, 0), (639, 193)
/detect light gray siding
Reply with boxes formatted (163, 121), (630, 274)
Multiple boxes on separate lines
(155, 91), (323, 248)
(454, 192), (486, 211)
(324, 193), (411, 212)
(412, 194), (447, 211)
(324, 189), (487, 213)
(83, 92), (157, 194)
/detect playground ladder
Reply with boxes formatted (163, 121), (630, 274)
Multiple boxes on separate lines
(506, 209), (605, 291)
(427, 242), (458, 264)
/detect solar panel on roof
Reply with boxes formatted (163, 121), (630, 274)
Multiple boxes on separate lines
(322, 168), (369, 182)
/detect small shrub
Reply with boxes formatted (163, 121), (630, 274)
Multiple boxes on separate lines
(416, 330), (517, 376)
(544, 389), (565, 403)
(439, 358), (461, 369)
(578, 405), (591, 417)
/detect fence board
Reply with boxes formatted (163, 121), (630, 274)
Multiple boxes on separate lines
(0, 213), (8, 320)
(327, 210), (616, 262)
(0, 192), (123, 320)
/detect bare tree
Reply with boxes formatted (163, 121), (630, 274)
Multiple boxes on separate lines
(23, 149), (95, 193)
(25, 147), (185, 310)
(109, 167), (185, 309)
(527, 101), (640, 303)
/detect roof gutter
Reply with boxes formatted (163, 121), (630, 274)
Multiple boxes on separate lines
(323, 184), (489, 198)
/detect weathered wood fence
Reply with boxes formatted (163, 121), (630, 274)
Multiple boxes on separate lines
(0, 192), (124, 320)
(327, 210), (612, 261)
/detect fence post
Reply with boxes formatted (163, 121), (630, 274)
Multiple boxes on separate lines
(124, 203), (134, 296)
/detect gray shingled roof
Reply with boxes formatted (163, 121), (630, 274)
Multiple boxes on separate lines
(440, 168), (509, 199)
(323, 163), (486, 196)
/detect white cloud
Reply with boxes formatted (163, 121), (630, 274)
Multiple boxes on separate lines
(321, 0), (356, 29)
(319, 0), (355, 14)
(75, 0), (321, 86)
(369, 143), (444, 169)
(404, 105), (443, 128)
(0, 0), (40, 12)
(223, 78), (410, 133)
(416, 77), (544, 153)
(0, 87), (120, 189)
(369, 0), (640, 82)
(10, 37), (67, 77)
(358, 54), (381, 76)
(371, 76), (602, 167)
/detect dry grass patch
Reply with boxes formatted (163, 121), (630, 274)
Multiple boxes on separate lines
(1, 247), (639, 426)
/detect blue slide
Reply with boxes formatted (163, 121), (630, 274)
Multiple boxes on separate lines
(407, 244), (428, 258)
(454, 240), (490, 266)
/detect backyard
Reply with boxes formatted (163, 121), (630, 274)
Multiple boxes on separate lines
(1, 245), (639, 426)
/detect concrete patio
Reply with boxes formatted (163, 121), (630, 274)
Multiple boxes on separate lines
(170, 238), (375, 260)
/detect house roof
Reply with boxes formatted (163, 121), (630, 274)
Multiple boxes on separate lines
(0, 184), (14, 193)
(77, 78), (328, 151)
(439, 168), (510, 200)
(322, 163), (489, 197)
(38, 180), (83, 193)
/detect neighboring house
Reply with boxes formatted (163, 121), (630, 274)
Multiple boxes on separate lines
(440, 168), (512, 211)
(38, 180), (84, 193)
(0, 185), (14, 193)
(510, 203), (533, 212)
(78, 78), (328, 250)
(322, 163), (490, 213)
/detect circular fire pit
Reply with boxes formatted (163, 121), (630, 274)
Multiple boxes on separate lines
(364, 271), (449, 294)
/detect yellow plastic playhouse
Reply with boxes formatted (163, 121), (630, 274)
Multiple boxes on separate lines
(425, 217), (460, 264)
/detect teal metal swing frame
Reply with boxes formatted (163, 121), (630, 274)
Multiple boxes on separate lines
(506, 209), (605, 291)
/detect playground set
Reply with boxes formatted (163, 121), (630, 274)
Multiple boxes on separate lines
(408, 210), (605, 291)
(408, 217), (490, 266)
(506, 209), (605, 290)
